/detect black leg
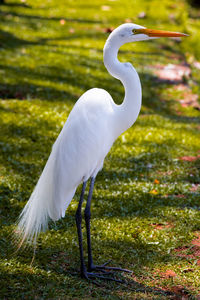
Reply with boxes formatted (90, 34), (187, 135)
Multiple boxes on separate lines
(84, 177), (95, 271)
(75, 180), (88, 278)
(84, 178), (132, 275)
(76, 178), (130, 283)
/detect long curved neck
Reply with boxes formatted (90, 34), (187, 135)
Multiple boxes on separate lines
(103, 36), (142, 137)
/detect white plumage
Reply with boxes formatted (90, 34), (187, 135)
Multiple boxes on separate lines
(16, 23), (187, 250)
(17, 88), (119, 244)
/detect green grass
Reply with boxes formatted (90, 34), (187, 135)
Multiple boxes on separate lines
(0, 0), (200, 298)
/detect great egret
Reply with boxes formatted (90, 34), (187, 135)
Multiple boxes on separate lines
(16, 23), (187, 281)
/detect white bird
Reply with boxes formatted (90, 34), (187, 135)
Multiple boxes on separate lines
(16, 23), (187, 281)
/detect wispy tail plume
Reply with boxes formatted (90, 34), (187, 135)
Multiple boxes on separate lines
(15, 150), (57, 248)
(14, 134), (78, 249)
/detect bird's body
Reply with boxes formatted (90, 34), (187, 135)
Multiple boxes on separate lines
(49, 87), (116, 220)
(19, 88), (116, 240)
(16, 23), (187, 280)
(19, 77), (141, 240)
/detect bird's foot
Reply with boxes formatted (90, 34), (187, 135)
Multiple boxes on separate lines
(81, 268), (124, 283)
(89, 261), (132, 274)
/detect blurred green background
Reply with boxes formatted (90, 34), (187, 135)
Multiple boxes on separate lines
(0, 0), (200, 298)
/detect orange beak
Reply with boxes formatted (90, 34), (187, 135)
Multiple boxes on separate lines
(136, 28), (188, 37)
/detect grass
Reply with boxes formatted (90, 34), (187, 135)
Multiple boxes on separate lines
(0, 0), (200, 298)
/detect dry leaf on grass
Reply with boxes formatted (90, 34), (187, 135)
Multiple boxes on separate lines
(150, 222), (172, 230)
(102, 27), (114, 33)
(60, 19), (65, 25)
(179, 155), (200, 162)
(153, 63), (191, 82)
(138, 12), (146, 19)
(101, 5), (110, 11)
(190, 184), (199, 192)
(154, 179), (160, 184)
(191, 239), (200, 247)
(160, 270), (177, 278)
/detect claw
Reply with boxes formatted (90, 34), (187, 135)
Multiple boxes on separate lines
(87, 272), (125, 283)
(101, 260), (111, 267)
(81, 268), (125, 283)
(89, 262), (132, 273)
(95, 269), (113, 275)
(100, 266), (132, 273)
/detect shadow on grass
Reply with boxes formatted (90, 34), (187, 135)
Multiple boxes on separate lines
(0, 29), (33, 48)
(0, 20), (199, 125)
(0, 168), (198, 298)
(0, 7), (103, 24)
(0, 211), (180, 299)
(0, 12), (194, 117)
(0, 124), (54, 183)
(0, 267), (176, 298)
(1, 54), (199, 121)
(0, 124), (199, 211)
(0, 1), (30, 7)
(1, 49), (199, 127)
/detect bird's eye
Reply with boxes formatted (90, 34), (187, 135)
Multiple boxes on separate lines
(132, 29), (137, 34)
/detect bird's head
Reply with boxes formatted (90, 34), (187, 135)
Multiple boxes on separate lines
(109, 23), (188, 45)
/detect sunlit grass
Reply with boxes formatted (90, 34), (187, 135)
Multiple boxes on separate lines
(0, 0), (200, 298)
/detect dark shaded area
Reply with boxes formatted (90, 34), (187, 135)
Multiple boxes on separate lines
(0, 151), (199, 229)
(0, 10), (102, 24)
(0, 267), (178, 299)
(0, 180), (194, 298)
(0, 81), (77, 103)
(0, 29), (33, 48)
(0, 1), (31, 7)
(0, 191), (195, 299)
(187, 0), (200, 7)
(0, 20), (198, 123)
(0, 121), (56, 182)
(1, 50), (199, 125)
(0, 8), (198, 122)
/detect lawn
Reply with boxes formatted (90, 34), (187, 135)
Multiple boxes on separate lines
(0, 0), (200, 298)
